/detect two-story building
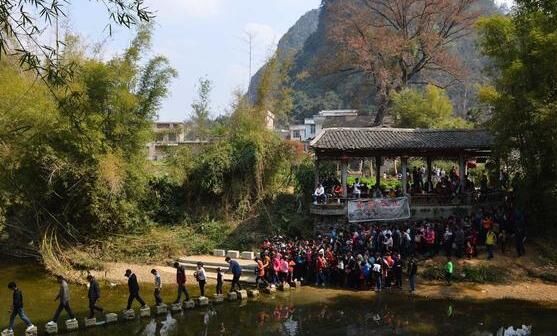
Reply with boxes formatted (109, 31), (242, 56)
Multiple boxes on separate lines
(288, 110), (373, 144)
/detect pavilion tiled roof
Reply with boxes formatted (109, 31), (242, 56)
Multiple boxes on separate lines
(310, 128), (494, 153)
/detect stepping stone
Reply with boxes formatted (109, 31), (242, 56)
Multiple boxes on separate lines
(236, 290), (249, 300)
(65, 319), (78, 331)
(140, 306), (151, 318)
(156, 304), (168, 315)
(64, 319), (78, 331)
(196, 296), (209, 307)
(170, 303), (182, 312)
(226, 250), (240, 258)
(105, 313), (118, 323)
(183, 300), (195, 309)
(240, 251), (255, 260)
(291, 281), (301, 288)
(123, 309), (135, 320)
(262, 286), (276, 294)
(45, 322), (58, 335)
(84, 318), (96, 328)
(227, 292), (238, 301)
(213, 294), (225, 303)
(25, 326), (38, 336)
(213, 249), (226, 257)
(1, 330), (14, 336)
(278, 283), (290, 291)
(248, 289), (260, 297)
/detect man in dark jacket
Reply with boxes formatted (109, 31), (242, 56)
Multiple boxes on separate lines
(50, 276), (75, 324)
(7, 282), (34, 332)
(173, 262), (190, 303)
(125, 269), (146, 310)
(225, 257), (242, 291)
(87, 275), (104, 318)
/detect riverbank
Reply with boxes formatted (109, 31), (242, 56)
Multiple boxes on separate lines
(92, 259), (557, 306)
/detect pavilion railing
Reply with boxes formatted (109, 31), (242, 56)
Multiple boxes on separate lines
(313, 191), (506, 208)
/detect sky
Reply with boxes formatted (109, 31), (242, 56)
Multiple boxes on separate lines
(65, 0), (512, 121)
(65, 0), (322, 121)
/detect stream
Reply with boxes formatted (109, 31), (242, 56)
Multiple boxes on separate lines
(0, 260), (555, 335)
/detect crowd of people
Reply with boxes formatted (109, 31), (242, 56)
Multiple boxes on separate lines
(254, 206), (527, 292)
(313, 165), (509, 203)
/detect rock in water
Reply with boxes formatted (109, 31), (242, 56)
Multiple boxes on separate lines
(84, 318), (96, 328)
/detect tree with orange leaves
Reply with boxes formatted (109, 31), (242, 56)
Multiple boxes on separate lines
(327, 0), (480, 125)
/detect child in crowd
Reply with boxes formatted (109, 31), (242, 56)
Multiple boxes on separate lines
(216, 267), (223, 295)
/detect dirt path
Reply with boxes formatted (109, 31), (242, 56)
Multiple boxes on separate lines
(90, 262), (216, 286)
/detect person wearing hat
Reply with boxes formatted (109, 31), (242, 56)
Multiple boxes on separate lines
(125, 269), (146, 310)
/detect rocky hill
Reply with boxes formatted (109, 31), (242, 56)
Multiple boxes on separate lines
(248, 0), (504, 123)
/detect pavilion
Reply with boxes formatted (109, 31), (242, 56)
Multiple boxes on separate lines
(309, 127), (498, 221)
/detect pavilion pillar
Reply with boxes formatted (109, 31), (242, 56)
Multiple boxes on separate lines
(459, 154), (466, 193)
(401, 156), (408, 195)
(341, 159), (348, 199)
(375, 156), (381, 188)
(426, 156), (433, 192)
(314, 159), (320, 188)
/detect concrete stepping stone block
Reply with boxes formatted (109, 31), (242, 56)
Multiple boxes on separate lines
(248, 289), (260, 297)
(25, 326), (38, 336)
(84, 318), (96, 328)
(140, 306), (151, 318)
(65, 319), (78, 331)
(1, 330), (14, 336)
(156, 304), (168, 315)
(291, 281), (301, 288)
(183, 300), (195, 309)
(213, 294), (224, 303)
(227, 291), (238, 301)
(45, 322), (58, 334)
(123, 309), (135, 320)
(226, 250), (240, 258)
(170, 303), (182, 312)
(105, 313), (118, 323)
(213, 249), (226, 257)
(236, 290), (249, 300)
(196, 296), (209, 307)
(240, 251), (255, 260)
(262, 286), (276, 294)
(279, 283), (290, 291)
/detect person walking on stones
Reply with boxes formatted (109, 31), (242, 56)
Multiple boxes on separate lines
(195, 262), (207, 297)
(173, 262), (190, 303)
(445, 258), (454, 286)
(151, 269), (163, 306)
(125, 269), (146, 310)
(5, 282), (35, 333)
(87, 275), (104, 319)
(49, 276), (76, 325)
(225, 257), (242, 292)
(216, 267), (224, 295)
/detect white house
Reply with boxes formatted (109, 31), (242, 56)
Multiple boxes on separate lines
(289, 109), (367, 142)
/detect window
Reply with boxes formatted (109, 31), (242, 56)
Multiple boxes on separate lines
(156, 134), (164, 142)
(293, 130), (301, 139)
(168, 133), (177, 142)
(310, 125), (316, 135)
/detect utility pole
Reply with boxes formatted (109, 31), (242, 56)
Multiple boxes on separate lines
(244, 31), (256, 85)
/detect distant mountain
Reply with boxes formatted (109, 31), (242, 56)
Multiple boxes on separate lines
(247, 8), (320, 103)
(248, 0), (504, 123)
